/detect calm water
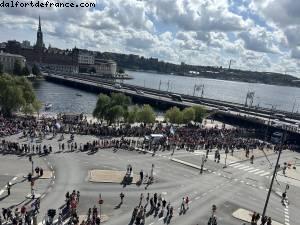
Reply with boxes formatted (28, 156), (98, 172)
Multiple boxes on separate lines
(33, 71), (300, 114)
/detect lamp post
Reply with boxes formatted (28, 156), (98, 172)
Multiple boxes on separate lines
(261, 130), (286, 222)
(223, 149), (229, 168)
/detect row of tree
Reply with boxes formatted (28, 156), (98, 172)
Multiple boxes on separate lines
(93, 93), (207, 124)
(93, 93), (156, 124)
(0, 74), (42, 117)
(0, 61), (40, 76)
(165, 106), (207, 124)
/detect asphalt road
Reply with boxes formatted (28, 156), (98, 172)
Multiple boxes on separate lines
(1, 133), (299, 225)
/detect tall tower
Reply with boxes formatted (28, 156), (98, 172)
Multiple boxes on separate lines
(35, 16), (44, 49)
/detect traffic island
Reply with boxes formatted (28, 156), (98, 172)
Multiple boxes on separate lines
(37, 170), (53, 179)
(232, 208), (283, 225)
(88, 170), (139, 183)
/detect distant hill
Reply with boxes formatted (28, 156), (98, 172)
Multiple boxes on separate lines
(97, 51), (300, 88)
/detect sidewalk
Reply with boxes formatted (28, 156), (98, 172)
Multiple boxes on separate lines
(232, 208), (283, 225)
(277, 167), (300, 188)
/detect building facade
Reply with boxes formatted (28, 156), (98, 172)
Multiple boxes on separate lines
(94, 59), (117, 76)
(0, 51), (26, 73)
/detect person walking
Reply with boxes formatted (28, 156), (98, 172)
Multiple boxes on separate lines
(6, 183), (11, 196)
(120, 192), (124, 204)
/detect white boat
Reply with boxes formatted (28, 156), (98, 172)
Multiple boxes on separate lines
(45, 103), (52, 110)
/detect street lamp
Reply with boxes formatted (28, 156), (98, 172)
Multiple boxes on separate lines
(223, 149), (229, 168)
(261, 130), (286, 222)
(200, 155), (205, 174)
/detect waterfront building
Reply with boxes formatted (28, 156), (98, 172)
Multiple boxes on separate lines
(0, 51), (26, 73)
(94, 58), (117, 76)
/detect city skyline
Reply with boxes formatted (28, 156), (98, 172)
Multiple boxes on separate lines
(1, 0), (300, 77)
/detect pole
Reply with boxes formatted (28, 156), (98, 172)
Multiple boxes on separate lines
(291, 98), (296, 113)
(223, 152), (228, 168)
(193, 84), (196, 96)
(261, 131), (286, 221)
(167, 80), (170, 92)
(159, 80), (161, 91)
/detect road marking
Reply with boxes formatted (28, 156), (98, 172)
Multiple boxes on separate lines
(12, 176), (18, 181)
(244, 167), (255, 171)
(232, 164), (245, 168)
(248, 169), (260, 173)
(238, 166), (250, 170)
(259, 172), (270, 176)
(195, 196), (200, 200)
(253, 170), (265, 175)
(0, 190), (4, 196)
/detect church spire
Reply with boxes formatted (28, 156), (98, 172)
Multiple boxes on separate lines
(35, 15), (44, 52)
(38, 15), (41, 32)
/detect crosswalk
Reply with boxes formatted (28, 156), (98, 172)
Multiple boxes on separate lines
(229, 162), (271, 178)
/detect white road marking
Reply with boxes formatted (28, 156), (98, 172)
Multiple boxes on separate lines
(12, 176), (18, 181)
(248, 169), (260, 173)
(244, 167), (255, 171)
(0, 190), (4, 196)
(238, 166), (250, 170)
(232, 164), (245, 168)
(253, 170), (265, 175)
(259, 172), (270, 176)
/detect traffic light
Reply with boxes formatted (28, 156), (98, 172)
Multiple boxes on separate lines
(28, 173), (32, 182)
(29, 156), (32, 162)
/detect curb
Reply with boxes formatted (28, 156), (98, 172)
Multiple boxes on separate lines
(171, 158), (207, 171)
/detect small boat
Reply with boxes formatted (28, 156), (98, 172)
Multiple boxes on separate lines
(76, 93), (82, 97)
(45, 103), (52, 110)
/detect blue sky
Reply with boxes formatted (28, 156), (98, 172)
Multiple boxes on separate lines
(0, 0), (300, 76)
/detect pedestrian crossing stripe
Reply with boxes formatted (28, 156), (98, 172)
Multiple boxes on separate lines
(244, 167), (255, 171)
(248, 169), (260, 173)
(253, 170), (265, 175)
(232, 164), (245, 168)
(238, 165), (250, 170)
(259, 172), (270, 176)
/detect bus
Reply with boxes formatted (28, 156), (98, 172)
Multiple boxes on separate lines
(170, 94), (182, 102)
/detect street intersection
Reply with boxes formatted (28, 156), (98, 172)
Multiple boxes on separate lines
(0, 133), (299, 225)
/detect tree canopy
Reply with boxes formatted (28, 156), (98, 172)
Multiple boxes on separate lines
(136, 104), (156, 124)
(32, 64), (41, 76)
(0, 74), (40, 117)
(165, 105), (207, 124)
(13, 60), (22, 76)
(93, 92), (131, 124)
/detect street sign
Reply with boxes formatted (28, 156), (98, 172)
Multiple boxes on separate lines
(98, 199), (103, 204)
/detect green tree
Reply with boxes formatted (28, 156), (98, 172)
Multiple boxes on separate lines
(0, 74), (39, 117)
(118, 67), (125, 73)
(111, 92), (131, 108)
(105, 105), (124, 124)
(93, 94), (111, 122)
(22, 66), (30, 76)
(125, 105), (139, 123)
(13, 60), (22, 76)
(192, 105), (207, 123)
(32, 100), (43, 118)
(32, 64), (41, 76)
(182, 107), (195, 123)
(0, 62), (3, 75)
(165, 106), (183, 124)
(137, 104), (156, 124)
